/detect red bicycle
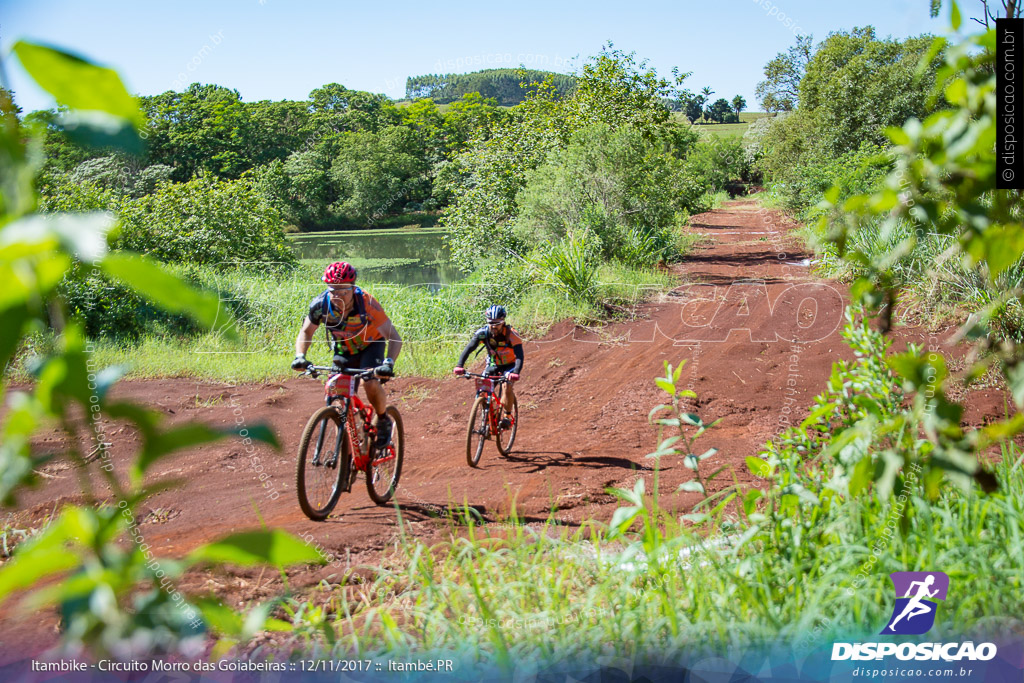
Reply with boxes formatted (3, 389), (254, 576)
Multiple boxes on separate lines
(296, 365), (404, 520)
(462, 371), (518, 466)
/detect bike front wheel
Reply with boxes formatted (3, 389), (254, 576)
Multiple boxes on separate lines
(296, 405), (349, 521)
(495, 395), (519, 456)
(466, 395), (489, 467)
(366, 406), (404, 505)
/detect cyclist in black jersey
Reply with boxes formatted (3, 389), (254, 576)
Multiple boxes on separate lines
(453, 305), (522, 427)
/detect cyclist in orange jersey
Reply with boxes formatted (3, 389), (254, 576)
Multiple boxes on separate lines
(292, 261), (402, 448)
(453, 305), (522, 427)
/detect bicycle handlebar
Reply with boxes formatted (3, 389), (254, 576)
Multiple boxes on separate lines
(460, 371), (509, 384)
(302, 365), (393, 382)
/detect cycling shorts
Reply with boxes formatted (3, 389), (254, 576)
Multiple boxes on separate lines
(333, 340), (385, 372)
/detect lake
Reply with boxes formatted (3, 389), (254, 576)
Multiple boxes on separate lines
(288, 227), (463, 287)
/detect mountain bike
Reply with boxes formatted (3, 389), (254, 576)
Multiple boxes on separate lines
(296, 365), (404, 520)
(461, 371), (518, 467)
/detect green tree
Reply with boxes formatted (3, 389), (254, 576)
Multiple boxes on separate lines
(707, 98), (732, 123)
(799, 27), (941, 155)
(282, 148), (336, 226)
(698, 86), (714, 122)
(755, 34), (812, 112)
(405, 69), (576, 105)
(515, 123), (698, 255)
(442, 92), (504, 154)
(731, 95), (746, 115)
(682, 94), (703, 123)
(24, 107), (103, 179)
(141, 84), (255, 180)
(306, 83), (401, 139)
(442, 46), (697, 267)
(330, 127), (429, 224)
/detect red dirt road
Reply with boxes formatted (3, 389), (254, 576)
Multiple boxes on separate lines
(0, 199), (1010, 661)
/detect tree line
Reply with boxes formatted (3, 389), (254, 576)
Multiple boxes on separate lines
(405, 69), (577, 105)
(666, 89), (746, 123)
(28, 81), (510, 232)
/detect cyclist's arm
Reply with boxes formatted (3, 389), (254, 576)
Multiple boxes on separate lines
(456, 333), (483, 368)
(378, 318), (403, 361)
(295, 316), (318, 356)
(510, 344), (524, 374)
(364, 295), (402, 361)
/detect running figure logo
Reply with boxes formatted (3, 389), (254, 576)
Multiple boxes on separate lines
(883, 571), (949, 635)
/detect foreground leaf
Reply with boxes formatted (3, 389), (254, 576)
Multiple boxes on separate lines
(12, 41), (144, 125)
(188, 530), (325, 567)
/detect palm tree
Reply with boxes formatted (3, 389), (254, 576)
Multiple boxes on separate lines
(700, 86), (715, 122)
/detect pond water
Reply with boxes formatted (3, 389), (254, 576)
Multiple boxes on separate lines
(288, 228), (463, 287)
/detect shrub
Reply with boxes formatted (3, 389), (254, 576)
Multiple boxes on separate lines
(38, 175), (118, 213)
(114, 173), (295, 266)
(772, 141), (893, 215)
(529, 230), (601, 304)
(683, 136), (751, 192)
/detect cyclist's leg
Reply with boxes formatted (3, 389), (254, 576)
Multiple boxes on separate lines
(355, 341), (392, 447)
(355, 341), (387, 414)
(491, 363), (515, 412)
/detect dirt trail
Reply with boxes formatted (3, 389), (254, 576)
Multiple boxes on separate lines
(0, 198), (1009, 661)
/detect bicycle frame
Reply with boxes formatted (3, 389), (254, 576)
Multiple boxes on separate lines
(323, 369), (396, 472)
(465, 373), (513, 435)
(475, 379), (502, 435)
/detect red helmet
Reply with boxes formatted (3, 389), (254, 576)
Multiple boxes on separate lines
(322, 261), (357, 284)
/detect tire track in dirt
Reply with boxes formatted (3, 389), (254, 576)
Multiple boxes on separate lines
(1, 198), (1011, 661)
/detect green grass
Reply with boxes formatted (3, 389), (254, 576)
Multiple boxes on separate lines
(272, 318), (1024, 668)
(700, 122), (749, 138)
(74, 258), (679, 383)
(671, 111), (769, 138)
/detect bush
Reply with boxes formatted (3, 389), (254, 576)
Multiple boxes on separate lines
(683, 136), (751, 192)
(529, 230), (601, 304)
(771, 141), (893, 215)
(114, 173), (295, 266)
(58, 266), (199, 340)
(512, 123), (696, 268)
(38, 175), (118, 213)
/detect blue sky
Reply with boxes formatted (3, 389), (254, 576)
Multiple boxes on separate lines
(2, 0), (952, 113)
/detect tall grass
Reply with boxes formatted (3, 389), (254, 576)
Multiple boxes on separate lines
(805, 216), (1024, 336)
(275, 440), (1024, 667)
(66, 259), (677, 383)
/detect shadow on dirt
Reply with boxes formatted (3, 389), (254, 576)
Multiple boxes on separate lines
(394, 501), (488, 526)
(500, 451), (653, 474)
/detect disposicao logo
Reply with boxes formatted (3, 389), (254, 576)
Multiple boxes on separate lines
(883, 571), (948, 635)
(831, 571), (998, 662)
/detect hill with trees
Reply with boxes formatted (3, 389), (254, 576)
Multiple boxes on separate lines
(405, 68), (577, 105)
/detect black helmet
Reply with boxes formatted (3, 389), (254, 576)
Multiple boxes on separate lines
(485, 305), (506, 323)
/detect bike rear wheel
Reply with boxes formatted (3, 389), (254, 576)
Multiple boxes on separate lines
(466, 395), (489, 467)
(296, 405), (349, 521)
(366, 406), (404, 505)
(495, 394), (519, 456)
